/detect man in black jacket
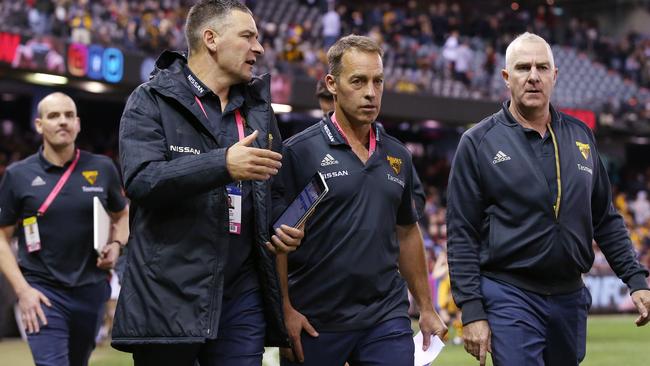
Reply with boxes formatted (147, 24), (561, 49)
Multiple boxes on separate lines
(447, 32), (650, 366)
(113, 1), (303, 365)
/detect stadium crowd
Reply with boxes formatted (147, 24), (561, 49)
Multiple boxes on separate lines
(1, 1), (650, 115)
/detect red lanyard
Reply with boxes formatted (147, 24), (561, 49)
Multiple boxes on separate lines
(195, 96), (246, 140)
(330, 113), (376, 157)
(37, 149), (80, 216)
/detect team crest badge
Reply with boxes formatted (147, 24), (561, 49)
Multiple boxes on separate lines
(82, 170), (98, 185)
(575, 141), (590, 160)
(387, 156), (402, 175)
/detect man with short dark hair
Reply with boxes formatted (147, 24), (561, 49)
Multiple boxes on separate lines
(315, 78), (334, 116)
(315, 77), (427, 220)
(275, 35), (447, 366)
(447, 32), (650, 366)
(113, 0), (303, 365)
(0, 92), (129, 366)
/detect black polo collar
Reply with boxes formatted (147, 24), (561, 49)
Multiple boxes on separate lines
(320, 112), (381, 146)
(37, 145), (78, 171)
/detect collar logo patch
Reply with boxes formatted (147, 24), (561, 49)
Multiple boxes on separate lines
(576, 141), (590, 160)
(82, 170), (98, 185)
(387, 156), (402, 175)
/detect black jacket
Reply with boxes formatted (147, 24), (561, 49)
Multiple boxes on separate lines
(112, 51), (288, 350)
(447, 102), (649, 325)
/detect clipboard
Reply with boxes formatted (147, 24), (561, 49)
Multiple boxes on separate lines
(93, 196), (110, 254)
(273, 172), (329, 230)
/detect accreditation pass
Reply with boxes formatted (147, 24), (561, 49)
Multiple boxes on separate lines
(23, 216), (42, 252)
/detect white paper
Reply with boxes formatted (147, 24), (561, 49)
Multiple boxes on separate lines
(93, 196), (110, 254)
(413, 331), (445, 366)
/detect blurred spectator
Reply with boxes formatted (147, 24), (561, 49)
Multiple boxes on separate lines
(630, 191), (650, 226)
(321, 3), (340, 48)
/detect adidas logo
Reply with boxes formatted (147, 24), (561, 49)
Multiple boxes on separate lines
(31, 176), (46, 186)
(492, 151), (511, 164)
(321, 153), (339, 166)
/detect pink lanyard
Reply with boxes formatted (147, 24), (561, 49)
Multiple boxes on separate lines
(195, 96), (246, 140)
(37, 149), (80, 216)
(330, 114), (376, 157)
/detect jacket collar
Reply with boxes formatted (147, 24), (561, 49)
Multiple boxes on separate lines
(182, 64), (211, 98)
(180, 63), (245, 112)
(500, 100), (562, 128)
(147, 51), (272, 143)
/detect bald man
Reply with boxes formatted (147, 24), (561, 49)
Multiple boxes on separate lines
(446, 32), (650, 366)
(0, 92), (129, 366)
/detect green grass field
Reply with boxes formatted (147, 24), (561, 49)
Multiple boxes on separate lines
(0, 315), (647, 365)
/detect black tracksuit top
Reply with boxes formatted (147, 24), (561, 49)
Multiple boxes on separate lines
(447, 102), (649, 325)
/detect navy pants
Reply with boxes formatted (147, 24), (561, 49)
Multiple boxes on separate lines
(132, 288), (266, 366)
(27, 281), (110, 366)
(280, 317), (414, 366)
(481, 277), (591, 366)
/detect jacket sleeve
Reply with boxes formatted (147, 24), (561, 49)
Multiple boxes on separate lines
(271, 143), (301, 223)
(119, 86), (233, 206)
(446, 133), (488, 325)
(591, 144), (649, 292)
(0, 169), (18, 226)
(268, 108), (287, 222)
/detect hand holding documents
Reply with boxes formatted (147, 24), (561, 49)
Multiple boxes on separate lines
(93, 197), (110, 254)
(413, 331), (445, 366)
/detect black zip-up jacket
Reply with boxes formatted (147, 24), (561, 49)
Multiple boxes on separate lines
(447, 102), (649, 325)
(111, 51), (288, 350)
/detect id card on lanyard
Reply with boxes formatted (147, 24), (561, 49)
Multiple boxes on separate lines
(24, 149), (80, 252)
(195, 96), (247, 234)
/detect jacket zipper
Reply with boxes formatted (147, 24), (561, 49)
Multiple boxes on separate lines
(206, 189), (228, 336)
(547, 122), (561, 220)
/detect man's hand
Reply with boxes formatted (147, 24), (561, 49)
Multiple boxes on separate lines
(265, 225), (304, 254)
(463, 320), (492, 366)
(280, 305), (319, 363)
(419, 309), (448, 351)
(17, 286), (51, 334)
(632, 289), (650, 326)
(226, 130), (282, 181)
(96, 242), (120, 270)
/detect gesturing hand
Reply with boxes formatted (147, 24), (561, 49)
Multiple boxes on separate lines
(226, 130), (282, 181)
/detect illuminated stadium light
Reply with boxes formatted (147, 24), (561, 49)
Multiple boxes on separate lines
(271, 103), (292, 113)
(1, 93), (17, 102)
(25, 73), (68, 85)
(307, 109), (323, 119)
(423, 120), (441, 129)
(80, 81), (109, 94)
